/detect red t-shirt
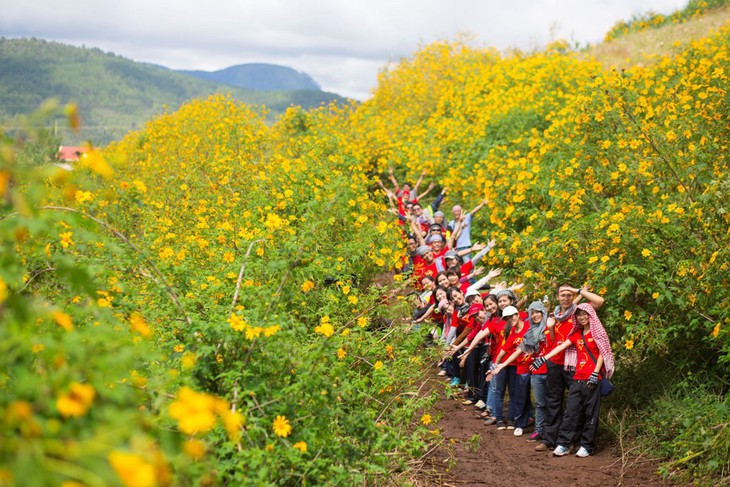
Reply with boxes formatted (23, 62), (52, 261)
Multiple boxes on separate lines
(432, 247), (447, 260)
(501, 324), (529, 374)
(413, 256), (438, 289)
(567, 329), (602, 381)
(485, 316), (505, 359)
(547, 316), (574, 366)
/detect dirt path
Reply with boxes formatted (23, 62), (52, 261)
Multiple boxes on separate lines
(412, 373), (668, 487)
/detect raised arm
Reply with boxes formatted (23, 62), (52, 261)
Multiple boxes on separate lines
(387, 167), (400, 192)
(417, 181), (437, 201)
(430, 188), (447, 213)
(468, 198), (489, 216)
(412, 170), (427, 193)
(566, 285), (605, 310)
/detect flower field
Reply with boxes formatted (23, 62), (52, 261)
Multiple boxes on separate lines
(2, 9), (730, 486)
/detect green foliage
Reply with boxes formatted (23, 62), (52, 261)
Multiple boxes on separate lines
(642, 380), (730, 485)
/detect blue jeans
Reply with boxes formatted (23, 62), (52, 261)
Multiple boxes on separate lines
(531, 374), (547, 434)
(491, 365), (515, 421)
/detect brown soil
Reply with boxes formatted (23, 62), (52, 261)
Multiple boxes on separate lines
(410, 373), (670, 487)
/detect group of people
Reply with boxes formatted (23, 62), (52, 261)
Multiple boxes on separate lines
(380, 171), (616, 458)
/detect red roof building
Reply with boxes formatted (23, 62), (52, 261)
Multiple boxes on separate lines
(57, 146), (89, 162)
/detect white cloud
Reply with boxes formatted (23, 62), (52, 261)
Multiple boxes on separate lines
(1, 0), (689, 100)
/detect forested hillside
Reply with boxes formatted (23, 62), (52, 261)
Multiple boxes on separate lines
(0, 38), (346, 145)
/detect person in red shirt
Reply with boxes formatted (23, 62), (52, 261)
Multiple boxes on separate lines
(412, 246), (442, 289)
(535, 284), (605, 452)
(489, 306), (530, 436)
(531, 303), (614, 457)
(491, 301), (548, 437)
(485, 305), (524, 430)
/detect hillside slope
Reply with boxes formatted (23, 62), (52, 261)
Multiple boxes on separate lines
(580, 4), (730, 68)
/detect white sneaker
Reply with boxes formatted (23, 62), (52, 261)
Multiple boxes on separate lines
(575, 446), (590, 458)
(513, 427), (523, 437)
(473, 400), (486, 409)
(553, 445), (570, 457)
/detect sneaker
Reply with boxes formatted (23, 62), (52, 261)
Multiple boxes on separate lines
(553, 445), (570, 457)
(513, 427), (523, 437)
(496, 420), (507, 430)
(528, 431), (542, 442)
(473, 400), (486, 409)
(437, 370), (447, 376)
(534, 442), (549, 452)
(449, 377), (460, 387)
(461, 399), (475, 405)
(506, 422), (515, 430)
(483, 417), (497, 426)
(575, 447), (590, 458)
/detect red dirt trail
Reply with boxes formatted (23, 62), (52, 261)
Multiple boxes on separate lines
(411, 373), (669, 487)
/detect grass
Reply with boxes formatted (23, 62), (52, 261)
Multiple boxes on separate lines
(579, 5), (730, 69)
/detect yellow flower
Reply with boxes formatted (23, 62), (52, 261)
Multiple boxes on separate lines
(292, 441), (307, 453)
(711, 322), (721, 338)
(108, 451), (156, 487)
(56, 382), (95, 418)
(129, 312), (151, 337)
(652, 292), (659, 299)
(624, 310), (633, 321)
(301, 280), (315, 292)
(181, 352), (196, 370)
(183, 439), (206, 460)
(624, 339), (634, 350)
(357, 316), (369, 328)
(314, 321), (335, 338)
(223, 251), (235, 263)
(337, 348), (347, 359)
(74, 190), (93, 204)
(641, 248), (651, 257)
(59, 231), (74, 249)
(174, 344), (185, 353)
(81, 149), (113, 179)
(228, 313), (247, 332)
(168, 387), (218, 435)
(348, 295), (358, 305)
(421, 414), (432, 426)
(52, 311), (73, 332)
(272, 415), (292, 437)
(373, 360), (383, 370)
(341, 285), (350, 295)
(31, 344), (45, 353)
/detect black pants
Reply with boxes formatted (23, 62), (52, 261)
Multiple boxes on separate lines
(557, 380), (601, 453)
(476, 345), (491, 403)
(542, 360), (575, 447)
(464, 349), (480, 399)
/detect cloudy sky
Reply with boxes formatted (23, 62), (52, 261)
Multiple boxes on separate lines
(2, 0), (688, 100)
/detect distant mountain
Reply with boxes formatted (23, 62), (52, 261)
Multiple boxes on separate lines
(179, 63), (321, 91)
(0, 38), (347, 145)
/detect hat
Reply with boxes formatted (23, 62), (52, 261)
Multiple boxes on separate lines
(426, 234), (444, 244)
(437, 299), (449, 312)
(444, 250), (459, 261)
(429, 223), (442, 230)
(416, 245), (431, 256)
(464, 288), (481, 299)
(502, 305), (519, 317)
(467, 303), (484, 317)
